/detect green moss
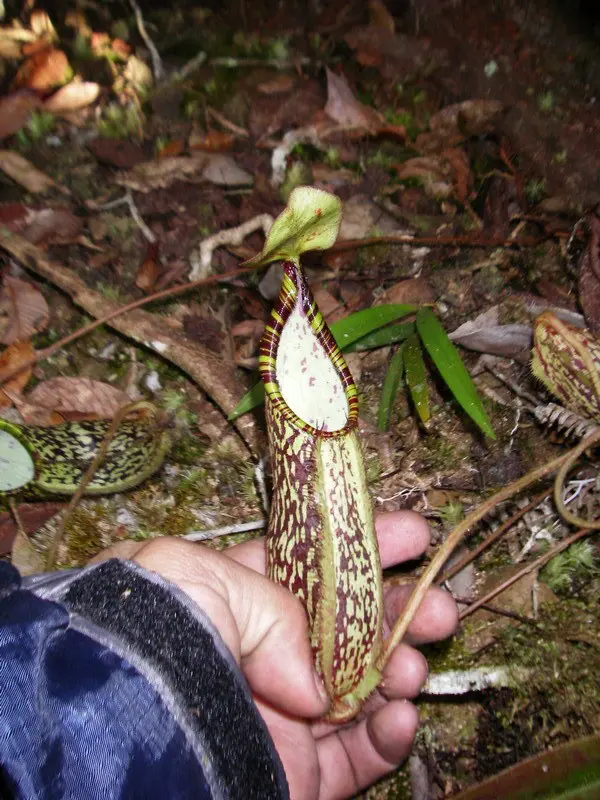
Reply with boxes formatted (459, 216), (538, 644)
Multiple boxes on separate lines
(61, 505), (108, 567)
(98, 103), (144, 139)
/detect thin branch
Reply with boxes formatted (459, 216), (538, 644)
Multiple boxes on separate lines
(377, 428), (600, 671)
(129, 0), (164, 81)
(45, 401), (153, 570)
(436, 488), (553, 585)
(459, 527), (592, 621)
(183, 519), (265, 541)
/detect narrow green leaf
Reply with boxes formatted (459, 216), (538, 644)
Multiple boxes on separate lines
(377, 346), (405, 431)
(244, 187), (342, 267)
(344, 321), (416, 352)
(330, 305), (416, 349)
(228, 381), (265, 421)
(416, 308), (495, 438)
(403, 333), (430, 423)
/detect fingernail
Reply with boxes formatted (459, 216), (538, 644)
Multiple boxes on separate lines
(313, 670), (330, 706)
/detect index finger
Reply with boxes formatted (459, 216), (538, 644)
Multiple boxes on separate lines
(224, 510), (430, 572)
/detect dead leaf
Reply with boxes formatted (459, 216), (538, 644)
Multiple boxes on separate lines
(394, 156), (453, 200)
(157, 139), (185, 158)
(429, 100), (504, 140)
(29, 10), (57, 41)
(0, 340), (35, 406)
(0, 150), (58, 194)
(26, 377), (132, 419)
(256, 74), (295, 95)
(0, 502), (63, 557)
(123, 55), (152, 90)
(0, 275), (49, 344)
(116, 156), (204, 192)
(11, 527), (44, 575)
(12, 46), (71, 92)
(442, 147), (473, 205)
(577, 210), (600, 333)
(0, 91), (41, 140)
(182, 315), (224, 354)
(43, 81), (100, 112)
(449, 308), (532, 360)
(312, 288), (346, 324)
(200, 154), (253, 187)
(135, 242), (161, 291)
(324, 68), (381, 133)
(0, 37), (22, 59)
(22, 207), (83, 246)
(382, 277), (437, 305)
(231, 319), (265, 338)
(88, 137), (147, 168)
(188, 130), (235, 152)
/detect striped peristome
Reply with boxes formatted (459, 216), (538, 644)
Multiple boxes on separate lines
(259, 261), (383, 722)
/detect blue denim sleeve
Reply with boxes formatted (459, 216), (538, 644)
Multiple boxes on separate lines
(0, 560), (288, 800)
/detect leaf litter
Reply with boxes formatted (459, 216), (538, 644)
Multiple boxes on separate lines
(0, 0), (599, 796)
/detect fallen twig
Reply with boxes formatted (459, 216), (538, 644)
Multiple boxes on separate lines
(190, 213), (273, 280)
(459, 527), (592, 621)
(129, 0), (164, 81)
(183, 519), (265, 541)
(436, 488), (553, 586)
(0, 230), (262, 453)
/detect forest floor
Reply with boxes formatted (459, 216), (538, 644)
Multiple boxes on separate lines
(0, 0), (598, 797)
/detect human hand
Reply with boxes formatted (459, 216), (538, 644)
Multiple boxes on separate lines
(93, 511), (458, 800)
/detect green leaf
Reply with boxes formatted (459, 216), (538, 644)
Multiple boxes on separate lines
(377, 346), (405, 431)
(244, 187), (342, 267)
(330, 305), (416, 349)
(228, 381), (265, 421)
(451, 733), (600, 800)
(229, 305), (416, 420)
(403, 333), (429, 423)
(416, 308), (495, 438)
(344, 321), (416, 352)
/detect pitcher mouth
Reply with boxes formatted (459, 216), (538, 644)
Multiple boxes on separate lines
(259, 261), (359, 437)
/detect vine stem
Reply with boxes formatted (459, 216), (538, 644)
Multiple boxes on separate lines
(377, 428), (600, 672)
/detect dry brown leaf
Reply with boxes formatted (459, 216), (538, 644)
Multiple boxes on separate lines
(256, 74), (295, 95)
(0, 91), (41, 140)
(382, 277), (437, 305)
(43, 81), (100, 112)
(188, 130), (235, 152)
(29, 10), (57, 40)
(312, 288), (346, 324)
(0, 340), (35, 407)
(0, 150), (57, 193)
(324, 68), (381, 133)
(201, 154), (253, 187)
(116, 156), (204, 192)
(0, 38), (22, 58)
(429, 99), (504, 140)
(135, 242), (161, 291)
(12, 46), (71, 92)
(449, 308), (532, 360)
(11, 527), (44, 575)
(442, 147), (473, 205)
(0, 502), (63, 557)
(21, 207), (83, 246)
(116, 153), (252, 192)
(27, 377), (131, 419)
(0, 275), (49, 344)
